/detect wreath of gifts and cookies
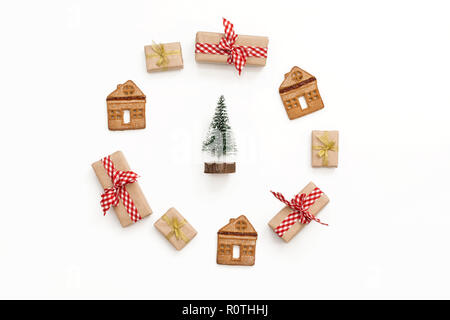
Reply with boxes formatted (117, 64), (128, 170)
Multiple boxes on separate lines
(92, 18), (339, 265)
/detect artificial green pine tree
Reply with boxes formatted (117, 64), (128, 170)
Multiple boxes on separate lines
(202, 95), (237, 164)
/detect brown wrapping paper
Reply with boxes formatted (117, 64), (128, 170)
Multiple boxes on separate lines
(312, 130), (339, 167)
(144, 42), (183, 72)
(92, 151), (152, 227)
(154, 208), (197, 250)
(195, 32), (268, 66)
(268, 182), (329, 242)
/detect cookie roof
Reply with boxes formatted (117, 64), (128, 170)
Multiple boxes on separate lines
(218, 215), (257, 237)
(107, 80), (146, 101)
(279, 66), (316, 93)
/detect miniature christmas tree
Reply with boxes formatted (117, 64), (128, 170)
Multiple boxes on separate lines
(202, 95), (237, 173)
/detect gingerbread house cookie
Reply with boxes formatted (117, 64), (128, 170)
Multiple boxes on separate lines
(279, 66), (324, 120)
(106, 80), (146, 130)
(217, 215), (257, 266)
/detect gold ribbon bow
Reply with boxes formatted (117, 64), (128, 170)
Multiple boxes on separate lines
(312, 131), (337, 166)
(147, 41), (180, 68)
(162, 215), (190, 243)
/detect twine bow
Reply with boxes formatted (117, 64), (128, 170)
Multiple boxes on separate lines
(312, 131), (337, 166)
(100, 156), (142, 223)
(271, 188), (327, 237)
(147, 41), (180, 68)
(162, 216), (190, 243)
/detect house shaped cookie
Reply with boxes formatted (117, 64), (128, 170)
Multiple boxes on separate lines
(217, 215), (257, 266)
(106, 80), (146, 130)
(279, 66), (324, 120)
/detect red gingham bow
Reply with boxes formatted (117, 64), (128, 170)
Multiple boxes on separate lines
(100, 156), (142, 223)
(271, 188), (327, 237)
(195, 18), (268, 75)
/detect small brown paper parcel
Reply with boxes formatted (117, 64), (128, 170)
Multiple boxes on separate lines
(195, 32), (269, 66)
(92, 151), (152, 227)
(312, 130), (339, 167)
(154, 208), (197, 250)
(144, 42), (183, 72)
(268, 182), (329, 242)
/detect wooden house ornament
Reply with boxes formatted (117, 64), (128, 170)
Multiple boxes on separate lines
(106, 80), (146, 130)
(217, 215), (257, 266)
(279, 66), (324, 120)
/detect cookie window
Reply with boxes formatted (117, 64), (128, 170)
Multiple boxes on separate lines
(291, 71), (303, 82)
(236, 220), (247, 231)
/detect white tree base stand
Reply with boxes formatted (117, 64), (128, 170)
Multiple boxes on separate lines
(204, 162), (236, 174)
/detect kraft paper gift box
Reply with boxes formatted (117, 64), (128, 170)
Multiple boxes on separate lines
(154, 208), (197, 250)
(92, 151), (152, 227)
(195, 18), (269, 71)
(312, 130), (339, 167)
(195, 32), (269, 66)
(268, 182), (329, 242)
(144, 42), (183, 72)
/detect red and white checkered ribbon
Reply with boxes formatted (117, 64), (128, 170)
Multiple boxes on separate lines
(195, 18), (268, 75)
(271, 188), (327, 237)
(100, 156), (142, 223)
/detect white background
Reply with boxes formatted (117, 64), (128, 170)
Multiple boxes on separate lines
(0, 0), (449, 299)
